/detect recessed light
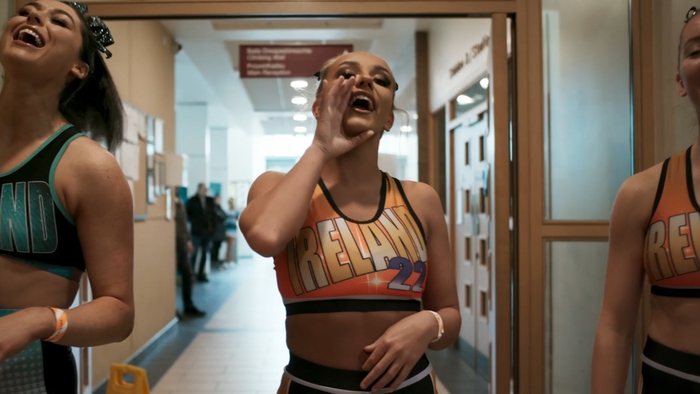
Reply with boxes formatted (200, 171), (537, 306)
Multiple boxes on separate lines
(295, 126), (307, 133)
(480, 77), (489, 89)
(291, 96), (308, 105)
(291, 80), (308, 89)
(293, 114), (308, 122)
(412, 114), (419, 120)
(400, 126), (412, 133)
(457, 95), (474, 105)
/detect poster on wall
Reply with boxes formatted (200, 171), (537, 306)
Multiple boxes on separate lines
(155, 118), (164, 154)
(229, 181), (250, 209)
(119, 143), (140, 181)
(121, 99), (146, 144)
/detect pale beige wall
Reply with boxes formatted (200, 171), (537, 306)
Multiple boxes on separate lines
(654, 0), (699, 162)
(91, 20), (177, 387)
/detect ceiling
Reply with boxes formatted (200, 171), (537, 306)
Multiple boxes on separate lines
(163, 18), (433, 135)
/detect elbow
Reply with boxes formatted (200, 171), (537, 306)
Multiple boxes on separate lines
(243, 225), (287, 257)
(114, 304), (135, 343)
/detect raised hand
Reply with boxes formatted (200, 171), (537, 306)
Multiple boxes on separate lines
(311, 76), (375, 159)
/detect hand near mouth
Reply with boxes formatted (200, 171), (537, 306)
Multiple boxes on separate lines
(312, 76), (375, 160)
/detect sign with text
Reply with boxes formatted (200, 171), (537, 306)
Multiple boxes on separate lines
(240, 44), (354, 78)
(449, 35), (490, 79)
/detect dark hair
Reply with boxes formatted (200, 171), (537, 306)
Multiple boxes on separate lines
(59, 9), (123, 152)
(313, 53), (409, 128)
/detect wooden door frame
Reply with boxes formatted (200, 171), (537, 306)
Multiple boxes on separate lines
(24, 0), (656, 393)
(54, 2), (526, 394)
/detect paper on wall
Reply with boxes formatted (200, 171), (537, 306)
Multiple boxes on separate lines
(122, 100), (147, 143)
(120, 142), (140, 181)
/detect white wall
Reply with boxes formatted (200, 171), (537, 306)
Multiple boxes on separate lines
(209, 126), (229, 199)
(175, 104), (209, 196)
(428, 19), (492, 113)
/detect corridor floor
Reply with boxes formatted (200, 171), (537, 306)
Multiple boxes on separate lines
(102, 257), (488, 394)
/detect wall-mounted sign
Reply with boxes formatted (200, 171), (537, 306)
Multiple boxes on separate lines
(240, 44), (354, 78)
(449, 35), (491, 79)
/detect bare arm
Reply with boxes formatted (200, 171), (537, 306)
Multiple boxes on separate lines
(409, 181), (461, 350)
(240, 146), (329, 257)
(591, 171), (656, 393)
(27, 138), (134, 346)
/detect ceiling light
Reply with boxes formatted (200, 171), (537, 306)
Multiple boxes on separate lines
(412, 114), (419, 120)
(400, 126), (412, 133)
(292, 96), (307, 105)
(480, 77), (490, 89)
(291, 80), (308, 89)
(293, 114), (308, 122)
(457, 95), (475, 105)
(294, 126), (307, 133)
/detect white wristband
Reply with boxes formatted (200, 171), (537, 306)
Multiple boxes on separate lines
(426, 310), (444, 343)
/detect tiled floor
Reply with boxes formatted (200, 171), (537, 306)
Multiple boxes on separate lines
(104, 256), (488, 394)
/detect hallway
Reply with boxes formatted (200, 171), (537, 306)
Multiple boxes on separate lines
(102, 257), (488, 393)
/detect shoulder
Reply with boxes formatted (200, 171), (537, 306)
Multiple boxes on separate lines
(396, 179), (444, 231)
(55, 137), (131, 216)
(60, 136), (125, 186)
(612, 160), (667, 229)
(397, 179), (442, 209)
(618, 161), (665, 205)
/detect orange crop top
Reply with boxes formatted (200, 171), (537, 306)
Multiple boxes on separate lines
(273, 173), (429, 315)
(645, 147), (700, 298)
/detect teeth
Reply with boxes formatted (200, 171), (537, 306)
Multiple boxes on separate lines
(18, 28), (42, 47)
(351, 95), (373, 110)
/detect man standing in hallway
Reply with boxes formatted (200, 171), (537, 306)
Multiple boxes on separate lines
(175, 195), (206, 317)
(186, 183), (214, 282)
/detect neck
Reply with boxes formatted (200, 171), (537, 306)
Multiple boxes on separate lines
(322, 134), (382, 187)
(0, 76), (66, 141)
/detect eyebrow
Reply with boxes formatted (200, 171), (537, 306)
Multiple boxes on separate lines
(337, 60), (392, 76)
(23, 2), (76, 24)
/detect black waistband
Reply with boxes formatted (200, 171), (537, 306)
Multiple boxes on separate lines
(286, 352), (430, 391)
(285, 298), (421, 316)
(644, 337), (700, 376)
(651, 285), (700, 298)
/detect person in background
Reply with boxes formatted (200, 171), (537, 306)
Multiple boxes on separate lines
(210, 195), (227, 270)
(186, 183), (214, 282)
(224, 197), (240, 266)
(174, 195), (205, 317)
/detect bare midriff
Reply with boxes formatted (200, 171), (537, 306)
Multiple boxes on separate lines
(286, 310), (416, 370)
(0, 256), (79, 310)
(648, 295), (700, 355)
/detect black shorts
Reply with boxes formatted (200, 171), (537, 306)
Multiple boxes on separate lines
(642, 337), (700, 394)
(277, 352), (436, 393)
(0, 309), (77, 394)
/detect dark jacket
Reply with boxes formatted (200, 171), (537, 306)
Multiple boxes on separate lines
(212, 204), (227, 242)
(174, 198), (190, 248)
(185, 194), (215, 237)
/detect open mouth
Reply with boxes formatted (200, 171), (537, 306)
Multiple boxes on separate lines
(349, 95), (374, 112)
(14, 28), (44, 48)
